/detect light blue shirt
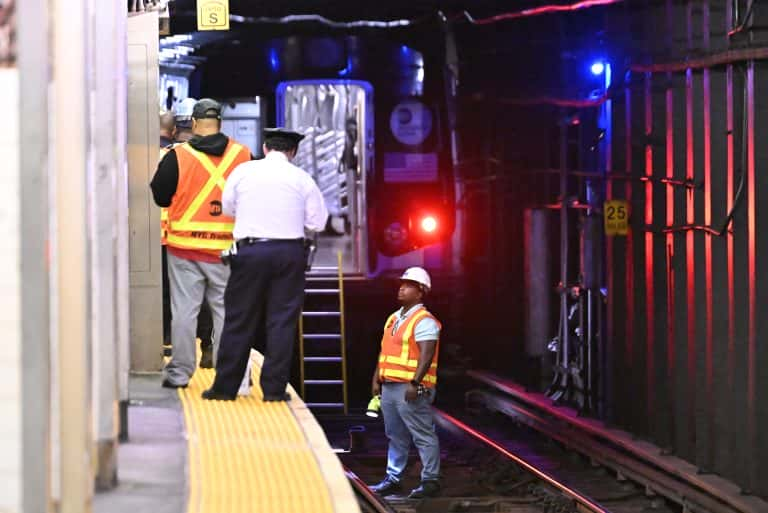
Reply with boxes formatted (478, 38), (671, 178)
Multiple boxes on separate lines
(390, 304), (440, 343)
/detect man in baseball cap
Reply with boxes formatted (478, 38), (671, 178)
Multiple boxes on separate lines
(150, 97), (252, 389)
(192, 98), (223, 120)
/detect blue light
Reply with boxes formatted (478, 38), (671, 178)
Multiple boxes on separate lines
(269, 48), (280, 72)
(338, 56), (353, 77)
(590, 61), (605, 75)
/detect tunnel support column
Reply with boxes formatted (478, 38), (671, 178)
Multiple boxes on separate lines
(53, 0), (94, 510)
(127, 11), (163, 373)
(524, 209), (552, 390)
(18, 0), (52, 511)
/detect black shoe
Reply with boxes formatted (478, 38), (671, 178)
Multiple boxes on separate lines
(199, 346), (213, 369)
(162, 379), (187, 389)
(370, 476), (402, 496)
(408, 480), (440, 499)
(201, 388), (236, 401)
(263, 392), (291, 402)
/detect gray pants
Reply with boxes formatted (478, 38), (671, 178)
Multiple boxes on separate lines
(381, 382), (441, 482)
(163, 253), (229, 386)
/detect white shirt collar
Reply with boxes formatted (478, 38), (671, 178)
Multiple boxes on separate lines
(398, 303), (424, 320)
(265, 151), (289, 162)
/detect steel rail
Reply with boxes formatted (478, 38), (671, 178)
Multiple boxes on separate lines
(344, 467), (399, 513)
(466, 371), (765, 513)
(434, 409), (611, 513)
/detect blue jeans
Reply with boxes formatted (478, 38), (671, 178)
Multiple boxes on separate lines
(381, 382), (440, 482)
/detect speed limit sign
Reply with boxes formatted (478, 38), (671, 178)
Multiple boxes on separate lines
(604, 200), (629, 236)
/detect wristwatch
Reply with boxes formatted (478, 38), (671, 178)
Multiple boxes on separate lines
(409, 379), (420, 387)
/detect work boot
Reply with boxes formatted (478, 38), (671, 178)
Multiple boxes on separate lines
(199, 345), (213, 369)
(263, 392), (291, 402)
(161, 379), (187, 389)
(201, 388), (236, 401)
(370, 476), (402, 496)
(408, 480), (440, 499)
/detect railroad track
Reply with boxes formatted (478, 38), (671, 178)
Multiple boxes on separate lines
(331, 373), (766, 513)
(325, 406), (676, 513)
(345, 467), (399, 513)
(465, 371), (768, 513)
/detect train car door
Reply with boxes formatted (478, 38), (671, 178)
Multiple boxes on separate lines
(276, 80), (373, 276)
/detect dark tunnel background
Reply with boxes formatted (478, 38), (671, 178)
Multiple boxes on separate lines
(160, 0), (768, 499)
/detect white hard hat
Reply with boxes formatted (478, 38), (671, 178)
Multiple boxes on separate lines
(400, 267), (431, 292)
(175, 97), (197, 120)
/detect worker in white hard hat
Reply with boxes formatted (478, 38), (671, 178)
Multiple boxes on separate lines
(174, 97), (197, 142)
(370, 266), (442, 499)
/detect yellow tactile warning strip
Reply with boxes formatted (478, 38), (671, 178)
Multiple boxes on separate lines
(177, 351), (360, 513)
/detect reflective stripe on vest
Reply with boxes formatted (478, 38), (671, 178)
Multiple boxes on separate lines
(166, 140), (249, 254)
(165, 232), (233, 251)
(377, 308), (440, 387)
(170, 143), (241, 232)
(160, 207), (169, 245)
(158, 146), (174, 246)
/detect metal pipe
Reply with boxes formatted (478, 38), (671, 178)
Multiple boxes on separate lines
(630, 47), (768, 73)
(745, 59), (757, 493)
(559, 112), (570, 394)
(587, 289), (594, 412)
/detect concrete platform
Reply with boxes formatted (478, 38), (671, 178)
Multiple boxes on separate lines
(94, 351), (358, 513)
(94, 374), (186, 513)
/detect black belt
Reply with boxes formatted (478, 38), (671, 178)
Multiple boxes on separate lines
(237, 237), (303, 246)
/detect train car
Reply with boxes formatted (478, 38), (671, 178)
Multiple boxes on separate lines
(159, 30), (457, 278)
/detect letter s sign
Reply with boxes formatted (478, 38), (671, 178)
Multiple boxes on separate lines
(197, 0), (230, 31)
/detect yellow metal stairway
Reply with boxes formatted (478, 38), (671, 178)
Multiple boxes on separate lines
(299, 251), (348, 414)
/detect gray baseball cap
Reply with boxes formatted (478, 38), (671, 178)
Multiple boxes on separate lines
(192, 98), (222, 120)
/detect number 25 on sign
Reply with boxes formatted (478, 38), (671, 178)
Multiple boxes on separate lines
(604, 200), (629, 236)
(197, 0), (230, 31)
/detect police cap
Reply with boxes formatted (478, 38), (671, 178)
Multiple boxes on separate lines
(263, 127), (305, 146)
(192, 98), (222, 120)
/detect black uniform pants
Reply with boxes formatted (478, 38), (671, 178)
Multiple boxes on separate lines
(211, 240), (305, 397)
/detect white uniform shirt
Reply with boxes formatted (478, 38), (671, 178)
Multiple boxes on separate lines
(222, 151), (328, 239)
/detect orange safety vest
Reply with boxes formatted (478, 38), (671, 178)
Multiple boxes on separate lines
(166, 139), (250, 256)
(377, 306), (441, 387)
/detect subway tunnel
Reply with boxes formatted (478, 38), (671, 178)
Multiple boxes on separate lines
(1, 1), (768, 512)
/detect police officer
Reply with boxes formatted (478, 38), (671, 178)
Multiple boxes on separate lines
(370, 267), (442, 499)
(150, 98), (251, 388)
(202, 128), (328, 401)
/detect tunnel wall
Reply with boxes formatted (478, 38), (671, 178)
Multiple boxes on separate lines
(606, 0), (768, 497)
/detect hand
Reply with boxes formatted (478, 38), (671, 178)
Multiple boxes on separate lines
(405, 383), (419, 403)
(371, 380), (381, 397)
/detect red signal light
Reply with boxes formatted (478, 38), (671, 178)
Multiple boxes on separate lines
(420, 215), (438, 233)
